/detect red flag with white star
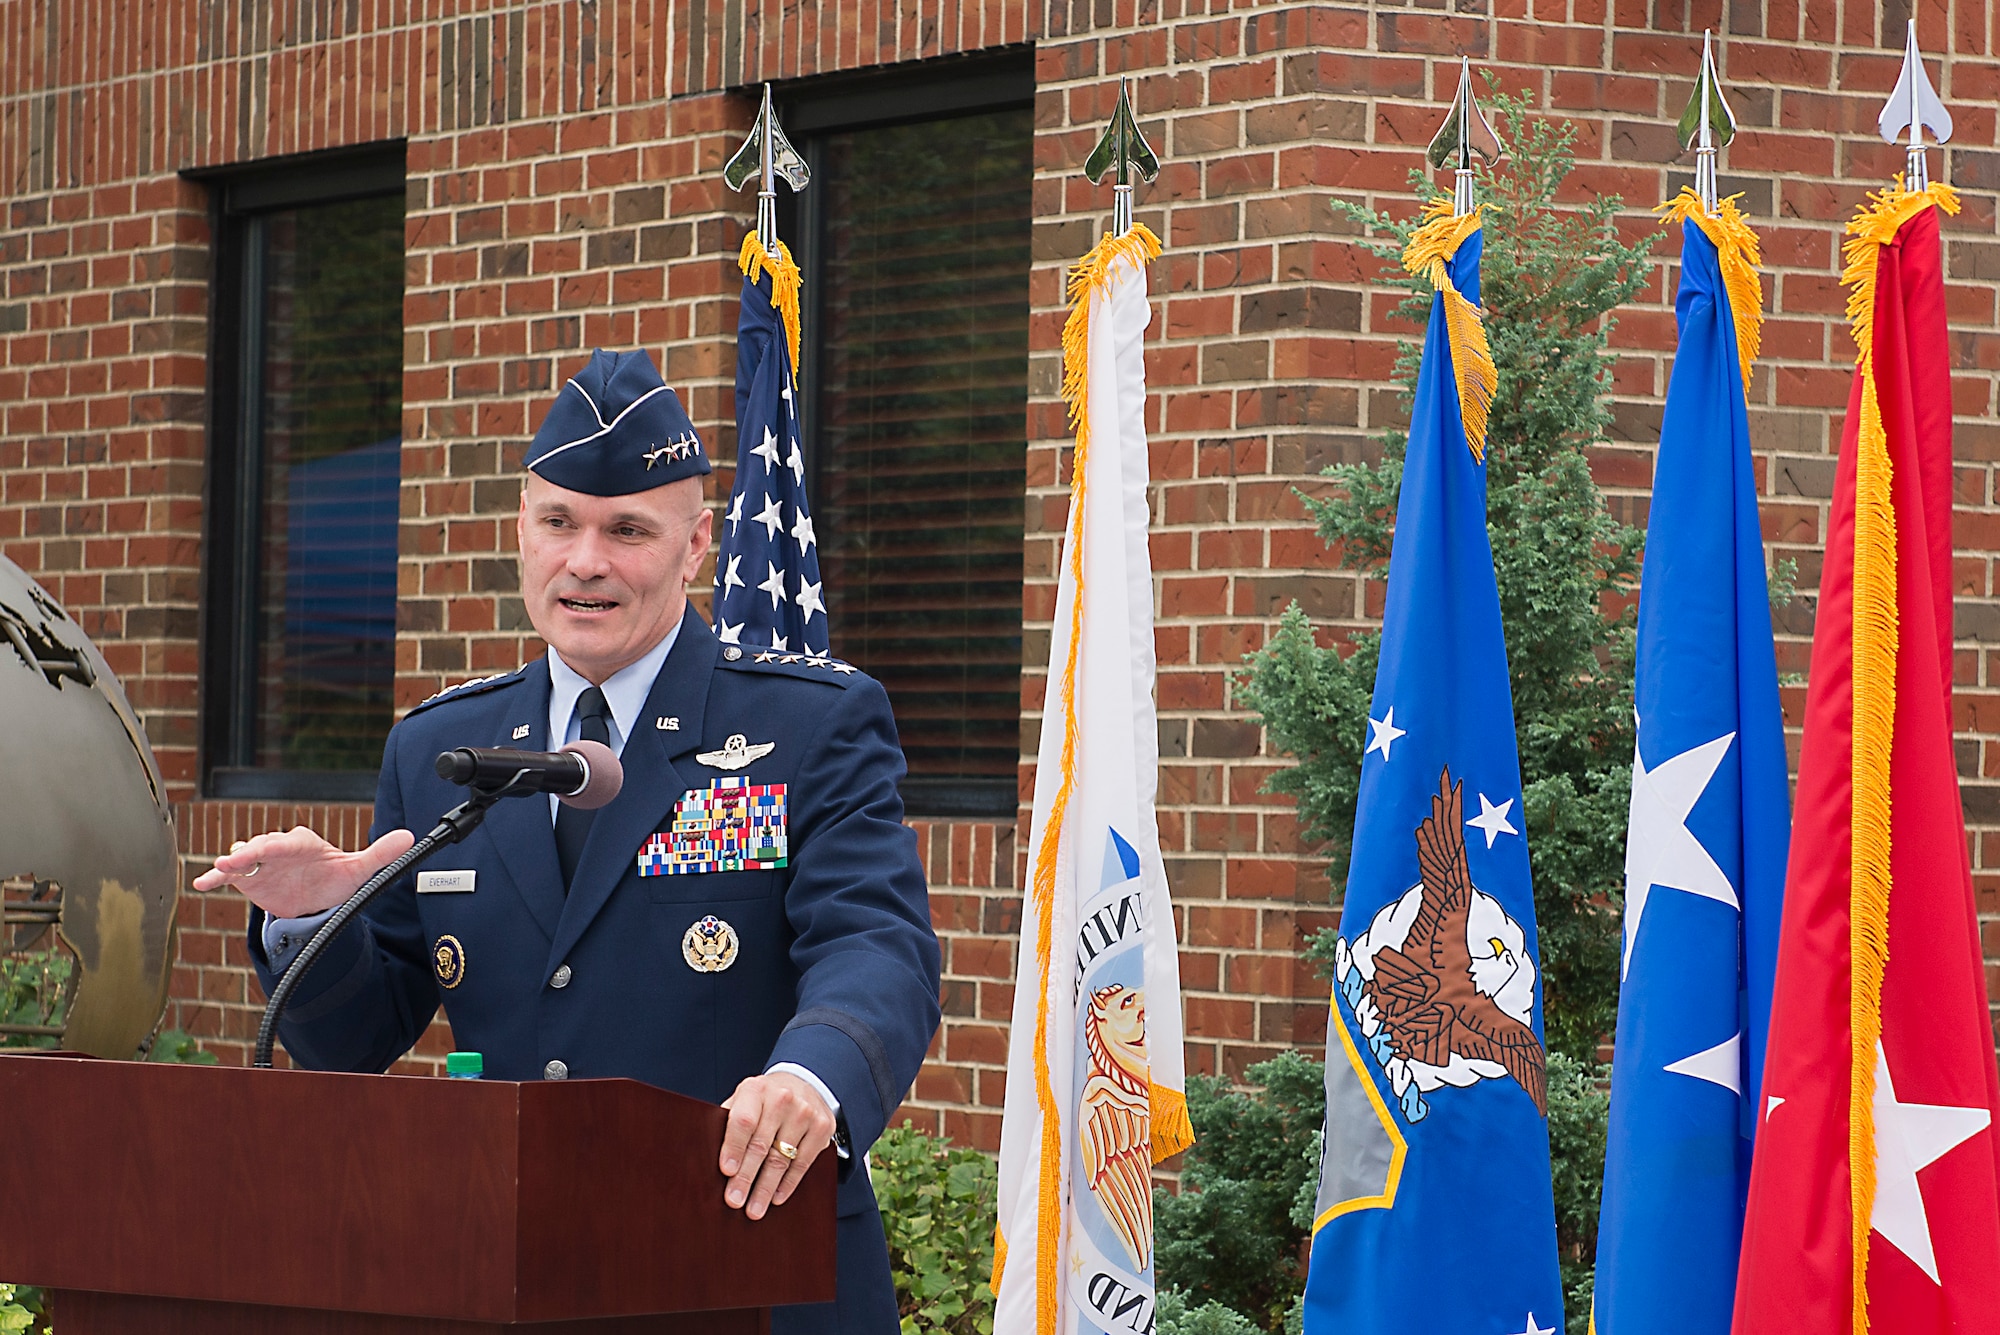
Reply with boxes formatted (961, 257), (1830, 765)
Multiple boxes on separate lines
(1732, 185), (2000, 1331)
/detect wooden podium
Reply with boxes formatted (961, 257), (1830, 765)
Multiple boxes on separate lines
(0, 1053), (836, 1333)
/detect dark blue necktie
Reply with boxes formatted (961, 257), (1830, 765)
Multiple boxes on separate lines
(553, 686), (612, 892)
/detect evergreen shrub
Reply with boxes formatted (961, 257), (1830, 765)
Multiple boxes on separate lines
(871, 1123), (998, 1335)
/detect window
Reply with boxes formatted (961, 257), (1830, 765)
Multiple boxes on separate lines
(193, 146), (406, 800)
(781, 53), (1034, 817)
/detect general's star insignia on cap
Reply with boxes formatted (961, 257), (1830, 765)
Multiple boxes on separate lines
(696, 733), (776, 770)
(682, 915), (740, 973)
(434, 935), (467, 989)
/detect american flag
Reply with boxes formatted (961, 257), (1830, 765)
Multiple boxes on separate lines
(714, 239), (825, 654)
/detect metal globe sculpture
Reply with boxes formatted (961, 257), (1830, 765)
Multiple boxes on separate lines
(0, 555), (179, 1057)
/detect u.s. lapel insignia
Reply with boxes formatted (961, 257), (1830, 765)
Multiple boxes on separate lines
(696, 732), (775, 770)
(512, 724), (531, 740)
(434, 935), (467, 989)
(638, 778), (789, 876)
(657, 716), (680, 731)
(682, 915), (739, 972)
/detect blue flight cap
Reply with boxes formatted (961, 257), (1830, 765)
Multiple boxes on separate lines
(524, 349), (712, 495)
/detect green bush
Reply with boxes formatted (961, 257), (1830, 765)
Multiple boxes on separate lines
(0, 1284), (48, 1335)
(1154, 1051), (1323, 1330)
(1545, 1053), (1609, 1335)
(871, 1124), (997, 1335)
(1155, 1288), (1263, 1335)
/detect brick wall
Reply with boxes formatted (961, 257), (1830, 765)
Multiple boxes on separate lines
(5, 0), (2000, 1143)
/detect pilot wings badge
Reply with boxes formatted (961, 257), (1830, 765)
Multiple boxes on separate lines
(697, 733), (776, 771)
(1334, 768), (1547, 1123)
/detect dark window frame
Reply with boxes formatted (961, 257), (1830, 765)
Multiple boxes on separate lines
(187, 143), (408, 802)
(769, 50), (1034, 819)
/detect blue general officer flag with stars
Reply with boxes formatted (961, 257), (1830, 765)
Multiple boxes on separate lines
(714, 239), (826, 654)
(1591, 195), (1789, 1335)
(1302, 202), (1563, 1335)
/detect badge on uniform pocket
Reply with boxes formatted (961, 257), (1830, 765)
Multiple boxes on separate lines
(637, 779), (788, 876)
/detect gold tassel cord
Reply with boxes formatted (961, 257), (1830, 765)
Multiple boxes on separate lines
(1012, 223), (1163, 1335)
(1400, 198), (1497, 463)
(1151, 1083), (1194, 1162)
(1836, 178), (1954, 1332)
(1657, 188), (1765, 399)
(738, 233), (805, 381)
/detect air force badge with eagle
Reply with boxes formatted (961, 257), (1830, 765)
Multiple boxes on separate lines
(1334, 768), (1547, 1122)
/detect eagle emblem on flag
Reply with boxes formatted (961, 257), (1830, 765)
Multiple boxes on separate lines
(1081, 982), (1154, 1273)
(1335, 770), (1547, 1121)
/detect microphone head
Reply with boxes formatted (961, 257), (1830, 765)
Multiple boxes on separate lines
(558, 739), (623, 809)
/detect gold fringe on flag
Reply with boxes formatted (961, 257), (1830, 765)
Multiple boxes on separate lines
(1400, 198), (1497, 463)
(1010, 222), (1164, 1335)
(1837, 177), (1957, 1333)
(1657, 188), (1765, 399)
(738, 232), (804, 380)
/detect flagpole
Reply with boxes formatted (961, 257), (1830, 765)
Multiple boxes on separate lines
(1425, 56), (1502, 217)
(1879, 19), (1953, 191)
(1082, 78), (1159, 237)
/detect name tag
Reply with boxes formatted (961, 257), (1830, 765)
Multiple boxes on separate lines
(417, 870), (477, 894)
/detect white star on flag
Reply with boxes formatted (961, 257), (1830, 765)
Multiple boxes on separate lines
(757, 561), (788, 610)
(1870, 1041), (1993, 1284)
(720, 554), (745, 596)
(1623, 731), (1736, 977)
(724, 490), (743, 536)
(770, 633), (788, 651)
(754, 493), (785, 541)
(1365, 707), (1406, 761)
(791, 510), (817, 555)
(787, 439), (806, 487)
(1465, 793), (1517, 849)
(1664, 1030), (1742, 1094)
(751, 426), (782, 472)
(796, 578), (825, 623)
(716, 619), (743, 644)
(1512, 1315), (1553, 1335)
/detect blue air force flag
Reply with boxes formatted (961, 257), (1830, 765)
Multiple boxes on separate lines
(714, 239), (825, 653)
(1591, 194), (1789, 1335)
(1302, 202), (1564, 1335)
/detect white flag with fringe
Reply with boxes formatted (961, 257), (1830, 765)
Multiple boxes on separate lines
(992, 224), (1191, 1335)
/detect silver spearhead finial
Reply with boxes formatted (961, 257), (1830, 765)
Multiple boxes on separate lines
(1083, 78), (1160, 237)
(1426, 57), (1504, 217)
(1677, 30), (1738, 213)
(1878, 20), (1952, 191)
(724, 83), (811, 257)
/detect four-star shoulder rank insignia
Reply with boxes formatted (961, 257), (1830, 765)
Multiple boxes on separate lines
(696, 733), (776, 770)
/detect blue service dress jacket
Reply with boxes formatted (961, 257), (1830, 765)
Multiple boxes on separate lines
(248, 605), (942, 1334)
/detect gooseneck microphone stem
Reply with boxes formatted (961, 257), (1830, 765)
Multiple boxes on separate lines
(252, 776), (531, 1070)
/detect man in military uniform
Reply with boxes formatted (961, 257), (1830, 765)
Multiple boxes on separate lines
(196, 349), (941, 1334)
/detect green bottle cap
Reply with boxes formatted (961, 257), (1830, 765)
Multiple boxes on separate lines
(446, 1051), (483, 1077)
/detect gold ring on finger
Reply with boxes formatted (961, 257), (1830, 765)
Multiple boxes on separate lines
(244, 862), (262, 878)
(777, 1140), (799, 1161)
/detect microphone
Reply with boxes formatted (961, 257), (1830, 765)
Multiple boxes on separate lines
(433, 740), (624, 810)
